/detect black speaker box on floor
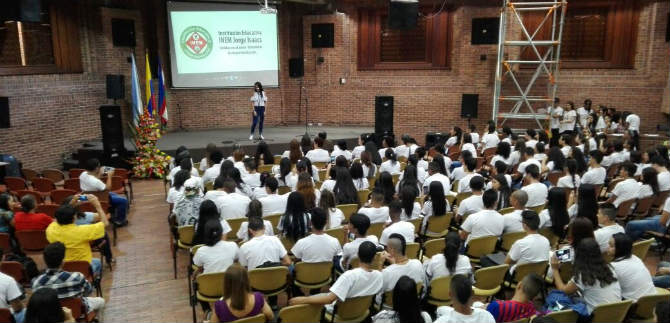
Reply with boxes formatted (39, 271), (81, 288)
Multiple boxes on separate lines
(106, 75), (125, 100)
(461, 94), (479, 119)
(375, 96), (394, 135)
(0, 97), (9, 129)
(311, 23), (334, 48)
(289, 58), (304, 78)
(388, 0), (418, 30)
(99, 105), (125, 159)
(472, 17), (500, 45)
(111, 18), (136, 47)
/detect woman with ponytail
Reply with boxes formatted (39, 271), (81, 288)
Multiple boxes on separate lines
(193, 219), (239, 274)
(380, 148), (401, 174)
(278, 192), (311, 243)
(424, 232), (472, 284)
(557, 158), (581, 190)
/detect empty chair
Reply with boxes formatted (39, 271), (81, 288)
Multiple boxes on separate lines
(248, 266), (289, 298)
(323, 295), (374, 323)
(336, 204), (359, 222)
(293, 261), (333, 291)
(21, 168), (40, 183)
(473, 264), (510, 301)
(3, 177), (27, 193)
(15, 230), (49, 253)
(64, 178), (81, 192)
(68, 168), (86, 179)
(630, 287), (670, 321)
(278, 304), (322, 323)
(15, 190), (45, 205)
(50, 189), (77, 205)
(426, 275), (452, 306)
(536, 310), (578, 323)
(31, 178), (56, 199)
(42, 169), (66, 186)
(60, 297), (97, 323)
(465, 235), (498, 264)
(590, 299), (633, 323)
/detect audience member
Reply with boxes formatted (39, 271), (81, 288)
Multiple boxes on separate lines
(484, 274), (543, 322)
(424, 232), (472, 285)
(520, 164), (547, 208)
(24, 288), (72, 323)
(504, 211), (550, 273)
(278, 192), (311, 243)
(318, 190), (345, 229)
(434, 274), (495, 323)
(608, 233), (656, 301)
(372, 276), (432, 323)
(358, 190), (390, 224)
(13, 195), (52, 231)
(290, 208), (341, 263)
(460, 189), (504, 245)
(209, 265), (274, 323)
(238, 217), (291, 270)
(593, 203), (624, 252)
(502, 190), (527, 234)
(80, 158), (128, 226)
(380, 201), (415, 245)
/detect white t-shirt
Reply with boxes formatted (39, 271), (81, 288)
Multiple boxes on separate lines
(461, 143), (477, 157)
(399, 202), (422, 221)
(557, 174), (580, 189)
(199, 157), (209, 172)
(359, 206), (391, 224)
(193, 240), (239, 274)
(373, 310), (432, 323)
(291, 233), (342, 263)
(593, 224), (625, 252)
(572, 272), (622, 314)
(521, 183), (548, 208)
(658, 171), (670, 192)
(610, 256), (657, 301)
(457, 195), (484, 217)
(79, 171), (106, 191)
(577, 107), (591, 128)
(0, 272), (22, 308)
(321, 179), (337, 193)
(549, 106), (564, 129)
(424, 173), (451, 195)
(305, 148), (331, 163)
(538, 209), (552, 229)
(380, 160), (402, 175)
(380, 260), (424, 304)
(450, 166), (465, 182)
(202, 164), (222, 184)
(331, 147), (352, 161)
(503, 209), (524, 233)
(435, 306), (495, 323)
(611, 178), (639, 207)
(560, 110), (577, 133)
(470, 133), (480, 146)
(517, 158), (541, 175)
(457, 173), (483, 193)
(353, 178), (370, 191)
(203, 190), (227, 212)
(259, 193), (288, 216)
(625, 114), (640, 132)
(508, 151), (521, 166)
(236, 220), (274, 242)
(379, 221), (415, 245)
(167, 187), (185, 204)
(330, 268), (383, 301)
(481, 133), (500, 150)
(508, 233), (551, 272)
(352, 146), (365, 159)
(394, 145), (411, 159)
(238, 235), (287, 269)
(445, 136), (458, 147)
(342, 236), (380, 268)
(489, 155), (509, 167)
(218, 192), (251, 220)
(242, 173), (262, 189)
(424, 254), (472, 283)
(581, 167), (606, 185)
(327, 208), (345, 229)
(461, 209), (504, 244)
(168, 165), (200, 183)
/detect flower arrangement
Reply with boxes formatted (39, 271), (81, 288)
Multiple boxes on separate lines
(131, 113), (171, 179)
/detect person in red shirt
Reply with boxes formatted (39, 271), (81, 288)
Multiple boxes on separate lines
(484, 273), (543, 322)
(14, 195), (52, 231)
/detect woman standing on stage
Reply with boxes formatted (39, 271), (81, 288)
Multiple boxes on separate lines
(249, 81), (267, 140)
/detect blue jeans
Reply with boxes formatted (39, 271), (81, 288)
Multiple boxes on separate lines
(91, 258), (102, 275)
(654, 261), (670, 288)
(625, 215), (665, 241)
(250, 106), (265, 135)
(13, 308), (25, 323)
(109, 192), (128, 223)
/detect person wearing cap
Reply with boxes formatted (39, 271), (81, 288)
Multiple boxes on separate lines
(173, 177), (204, 226)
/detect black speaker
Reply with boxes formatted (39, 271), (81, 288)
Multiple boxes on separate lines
(461, 94), (479, 118)
(106, 75), (125, 100)
(472, 18), (500, 45)
(20, 0), (41, 22)
(0, 97), (9, 129)
(666, 12), (670, 42)
(311, 23), (334, 48)
(289, 58), (304, 78)
(375, 96), (394, 135)
(388, 1), (418, 30)
(111, 18), (136, 47)
(99, 105), (125, 158)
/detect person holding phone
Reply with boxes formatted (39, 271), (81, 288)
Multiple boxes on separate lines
(80, 158), (128, 226)
(249, 81), (267, 141)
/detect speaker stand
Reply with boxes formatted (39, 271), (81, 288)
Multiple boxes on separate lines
(300, 79), (309, 137)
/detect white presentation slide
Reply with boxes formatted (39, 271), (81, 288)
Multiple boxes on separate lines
(167, 1), (279, 88)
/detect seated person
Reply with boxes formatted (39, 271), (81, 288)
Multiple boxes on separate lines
(203, 177), (228, 211)
(593, 203), (625, 252)
(289, 241), (383, 311)
(340, 213), (380, 270)
(424, 232), (472, 285)
(502, 191), (528, 234)
(193, 220), (238, 274)
(304, 137), (331, 163)
(424, 161), (451, 195)
(626, 186), (670, 240)
(0, 193), (17, 233)
(46, 203), (109, 275)
(209, 265), (274, 323)
(372, 276), (432, 323)
(291, 208), (341, 263)
(258, 177), (288, 216)
(235, 200), (273, 243)
(504, 211), (550, 273)
(241, 159), (261, 189)
(520, 164), (547, 208)
(217, 179), (251, 220)
(32, 242), (105, 315)
(238, 217), (291, 270)
(379, 201), (415, 245)
(358, 191), (390, 224)
(455, 176), (485, 220)
(605, 162), (639, 207)
(80, 158), (128, 226)
(580, 150), (606, 185)
(13, 194), (52, 231)
(460, 189), (504, 246)
(0, 271), (24, 323)
(484, 274), (543, 323)
(172, 178), (204, 226)
(434, 274), (495, 323)
(378, 234), (424, 305)
(608, 233), (657, 301)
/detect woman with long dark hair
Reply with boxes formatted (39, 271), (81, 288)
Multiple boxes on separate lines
(490, 142), (511, 167)
(281, 139), (303, 165)
(571, 146), (588, 174)
(318, 190), (345, 229)
(254, 141), (274, 167)
(397, 164), (421, 195)
(249, 81), (267, 140)
(372, 276), (432, 323)
(574, 184), (598, 227)
(296, 172), (319, 210)
(364, 141), (383, 165)
(360, 151), (378, 178)
(491, 173), (511, 210)
(445, 126), (463, 148)
(275, 157), (293, 187)
(380, 149), (401, 174)
(377, 171), (396, 205)
(193, 200), (228, 245)
(543, 146), (566, 173)
(193, 219), (239, 274)
(167, 169), (191, 204)
(608, 233), (657, 301)
(421, 181), (448, 234)
(539, 187), (569, 239)
(424, 232), (472, 284)
(24, 287), (74, 323)
(639, 167), (660, 199)
(557, 158), (580, 190)
(300, 134), (312, 155)
(279, 192), (311, 243)
(333, 168), (359, 205)
(399, 186), (421, 220)
(349, 161), (370, 190)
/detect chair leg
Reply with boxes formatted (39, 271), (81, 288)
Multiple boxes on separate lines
(173, 245), (178, 279)
(112, 224), (117, 247)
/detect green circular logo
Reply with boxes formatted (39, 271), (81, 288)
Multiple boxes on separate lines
(180, 26), (213, 59)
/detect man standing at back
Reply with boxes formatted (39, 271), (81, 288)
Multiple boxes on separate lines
(80, 158), (128, 226)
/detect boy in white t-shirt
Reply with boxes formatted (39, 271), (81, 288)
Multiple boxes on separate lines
(504, 210), (550, 273)
(358, 191), (390, 224)
(503, 190), (528, 234)
(238, 217), (292, 270)
(378, 233), (424, 305)
(435, 274), (496, 323)
(606, 162), (639, 207)
(456, 176), (485, 221)
(520, 164), (548, 208)
(460, 189), (504, 245)
(241, 159), (261, 189)
(594, 203), (625, 252)
(379, 201), (416, 245)
(340, 213), (380, 270)
(291, 208), (342, 263)
(581, 150), (606, 185)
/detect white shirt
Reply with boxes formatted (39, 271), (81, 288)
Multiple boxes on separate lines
(538, 209), (552, 229)
(461, 143), (477, 157)
(379, 260), (424, 304)
(625, 114), (640, 132)
(457, 195), (484, 217)
(572, 272), (622, 314)
(450, 166), (465, 181)
(291, 233), (342, 263)
(353, 178), (370, 191)
(218, 192), (251, 220)
(469, 133), (480, 146)
(167, 187), (185, 204)
(352, 146), (365, 159)
(424, 254), (472, 283)
(445, 136), (458, 147)
(259, 193), (288, 216)
(508, 233), (550, 272)
(238, 235), (287, 269)
(549, 106), (564, 129)
(330, 268), (383, 301)
(503, 209), (524, 233)
(560, 145), (572, 158)
(611, 256), (657, 301)
(399, 202), (422, 221)
(242, 173), (261, 189)
(594, 224), (625, 252)
(481, 133), (500, 150)
(327, 208), (345, 229)
(236, 220), (274, 242)
(557, 174), (580, 189)
(331, 147), (352, 161)
(320, 179), (336, 193)
(457, 173), (483, 193)
(596, 115), (607, 131)
(521, 182), (548, 208)
(658, 171), (670, 192)
(602, 152), (626, 168)
(394, 145), (411, 159)
(525, 139), (538, 148)
(534, 153), (547, 162)
(508, 151), (521, 166)
(380, 160), (402, 175)
(489, 155), (509, 167)
(373, 310), (432, 323)
(577, 107), (591, 128)
(203, 190), (228, 212)
(379, 221), (415, 245)
(199, 157), (209, 172)
(638, 184), (654, 199)
(250, 91), (267, 106)
(342, 236), (380, 268)
(193, 240), (239, 274)
(611, 178), (639, 207)
(0, 272), (22, 308)
(167, 165), (200, 183)
(305, 148), (331, 163)
(79, 171), (106, 191)
(424, 173), (451, 195)
(560, 110), (577, 133)
(518, 158), (541, 175)
(581, 167), (606, 185)
(359, 206), (390, 224)
(435, 306), (495, 323)
(362, 164), (378, 178)
(461, 209), (504, 244)
(202, 164), (222, 184)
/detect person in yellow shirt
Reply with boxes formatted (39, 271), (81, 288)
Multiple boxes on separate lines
(46, 195), (109, 275)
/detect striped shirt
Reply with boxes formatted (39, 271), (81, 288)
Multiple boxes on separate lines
(486, 300), (536, 323)
(32, 269), (92, 299)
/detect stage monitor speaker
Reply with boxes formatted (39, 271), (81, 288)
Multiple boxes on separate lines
(99, 105), (125, 158)
(388, 1), (418, 30)
(0, 97), (9, 129)
(289, 58), (304, 78)
(472, 17), (500, 45)
(311, 23), (334, 48)
(106, 75), (125, 100)
(111, 18), (136, 47)
(461, 94), (479, 119)
(375, 96), (394, 135)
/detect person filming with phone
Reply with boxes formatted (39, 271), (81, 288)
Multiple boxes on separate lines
(80, 158), (128, 227)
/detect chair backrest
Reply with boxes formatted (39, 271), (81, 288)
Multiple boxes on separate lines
(15, 190), (45, 204)
(652, 190), (670, 208)
(325, 227), (346, 246)
(3, 177), (27, 191)
(0, 261), (24, 284)
(529, 204), (545, 215)
(616, 199), (635, 219)
(500, 231), (527, 251)
(177, 225), (195, 246)
(450, 180), (460, 193)
(82, 190), (109, 204)
(407, 217), (422, 234)
(466, 235), (498, 258)
(483, 147), (497, 158)
(230, 313), (266, 323)
(633, 196), (654, 216)
(546, 171), (563, 187)
(313, 162), (328, 169)
(68, 169), (85, 179)
(0, 307), (14, 323)
(368, 177), (376, 190)
(423, 238), (446, 258)
(32, 177), (56, 194)
(62, 261), (94, 282)
(425, 213), (453, 236)
(262, 213), (282, 232)
(454, 192), (472, 206)
(50, 189), (77, 205)
(428, 275), (452, 303)
(499, 207), (515, 215)
(196, 271), (225, 299)
(248, 266), (289, 295)
(60, 297), (85, 321)
(334, 295), (374, 322)
(258, 165), (273, 174)
(15, 230), (49, 252)
(349, 252), (383, 270)
(513, 261), (548, 283)
(336, 204), (359, 221)
(35, 204), (58, 218)
(64, 178), (81, 191)
(21, 169), (40, 182)
(539, 228), (560, 249)
(405, 242), (420, 259)
(631, 238), (654, 260)
(318, 169), (327, 182)
(42, 169), (65, 183)
(278, 186), (291, 195)
(473, 264), (510, 290)
(273, 155), (282, 164)
(367, 222), (384, 238)
(294, 261), (332, 285)
(0, 234), (10, 254)
(590, 299), (633, 323)
(279, 304), (322, 323)
(633, 287), (670, 319)
(539, 310), (578, 323)
(357, 189), (370, 205)
(110, 176), (125, 191)
(226, 218), (246, 241)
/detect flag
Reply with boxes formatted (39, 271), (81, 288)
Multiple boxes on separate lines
(130, 53), (143, 126)
(145, 52), (156, 116)
(157, 57), (168, 126)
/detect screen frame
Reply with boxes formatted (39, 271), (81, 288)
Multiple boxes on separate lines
(166, 1), (281, 89)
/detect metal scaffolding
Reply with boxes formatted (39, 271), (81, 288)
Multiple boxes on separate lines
(492, 0), (568, 130)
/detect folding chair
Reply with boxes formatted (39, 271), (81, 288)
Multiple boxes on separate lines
(473, 264), (510, 301)
(41, 169), (65, 186)
(323, 295), (374, 323)
(423, 238), (446, 259)
(273, 155), (282, 164)
(15, 230), (49, 253)
(367, 222), (384, 238)
(193, 271), (225, 323)
(20, 168), (40, 184)
(325, 227), (347, 246)
(630, 287), (670, 321)
(3, 177), (27, 194)
(171, 225), (195, 278)
(632, 196), (654, 219)
(405, 242), (420, 259)
(466, 235), (498, 265)
(357, 189), (370, 205)
(500, 231), (527, 252)
(504, 261), (548, 289)
(230, 314), (266, 323)
(313, 162), (328, 169)
(64, 178), (81, 192)
(263, 213), (282, 233)
(278, 186), (291, 195)
(0, 234), (10, 255)
(537, 309), (578, 323)
(336, 204), (359, 222)
(590, 299), (633, 323)
(35, 204), (58, 218)
(318, 169), (327, 182)
(632, 238), (654, 260)
(31, 177), (56, 200)
(499, 207), (515, 215)
(0, 308), (15, 323)
(248, 266), (289, 298)
(278, 304), (323, 323)
(0, 261), (26, 286)
(50, 189), (77, 205)
(539, 228), (560, 249)
(651, 190), (670, 213)
(226, 218), (246, 241)
(546, 171), (563, 187)
(422, 212), (453, 239)
(616, 199), (636, 221)
(63, 261), (102, 296)
(258, 165), (273, 173)
(60, 297), (97, 323)
(426, 275), (452, 306)
(407, 217), (422, 235)
(68, 169), (85, 179)
(15, 190), (45, 204)
(293, 262), (333, 291)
